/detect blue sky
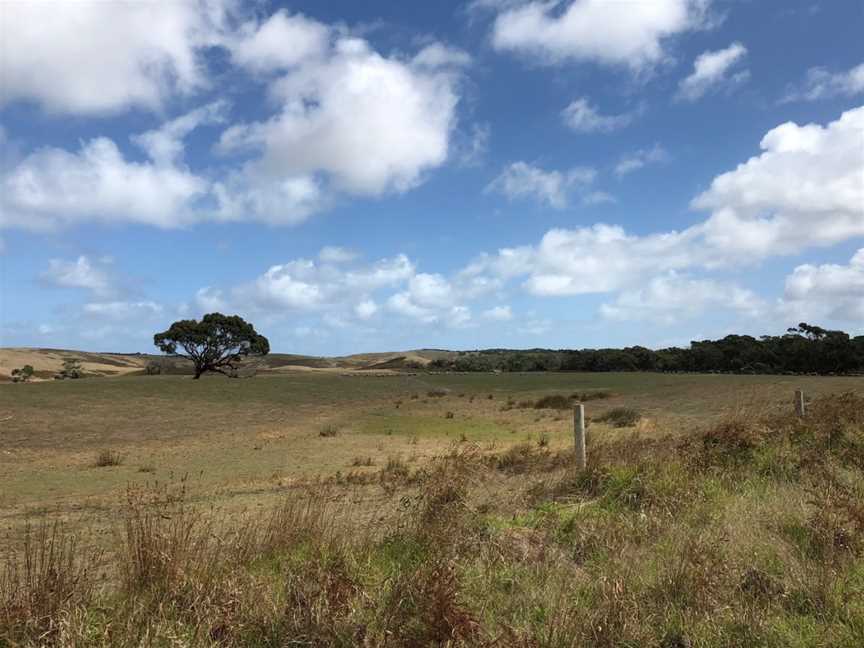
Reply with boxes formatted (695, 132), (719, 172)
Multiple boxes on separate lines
(1, 0), (863, 355)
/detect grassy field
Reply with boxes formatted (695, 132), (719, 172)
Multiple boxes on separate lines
(1, 371), (864, 645)
(2, 371), (859, 513)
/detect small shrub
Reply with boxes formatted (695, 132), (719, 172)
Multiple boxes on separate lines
(351, 456), (374, 467)
(537, 432), (550, 447)
(144, 361), (162, 376)
(427, 389), (448, 398)
(55, 358), (83, 380)
(492, 443), (537, 473)
(394, 400), (403, 409)
(10, 365), (34, 383)
(534, 394), (571, 410)
(382, 557), (480, 644)
(138, 464), (156, 474)
(595, 407), (642, 428)
(694, 418), (764, 468)
(572, 390), (612, 402)
(94, 449), (123, 467)
(782, 484), (864, 563)
(382, 456), (410, 480)
(445, 411), (455, 419)
(738, 566), (785, 602)
(319, 424), (340, 437)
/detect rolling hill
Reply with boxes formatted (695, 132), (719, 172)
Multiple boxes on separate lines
(0, 347), (456, 381)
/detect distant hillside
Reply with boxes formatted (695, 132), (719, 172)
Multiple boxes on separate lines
(0, 348), (457, 381)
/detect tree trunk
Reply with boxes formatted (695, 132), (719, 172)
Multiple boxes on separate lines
(193, 368), (203, 379)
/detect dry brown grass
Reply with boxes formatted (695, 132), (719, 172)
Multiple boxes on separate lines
(93, 448), (123, 467)
(0, 523), (102, 642)
(2, 383), (864, 646)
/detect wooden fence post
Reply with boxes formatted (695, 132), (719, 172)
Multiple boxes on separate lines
(794, 389), (806, 417)
(574, 403), (586, 470)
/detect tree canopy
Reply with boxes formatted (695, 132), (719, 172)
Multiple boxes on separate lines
(153, 313), (270, 379)
(428, 323), (864, 376)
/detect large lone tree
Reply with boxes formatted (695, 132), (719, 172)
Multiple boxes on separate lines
(154, 313), (270, 379)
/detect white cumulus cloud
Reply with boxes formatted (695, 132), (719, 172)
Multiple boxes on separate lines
(319, 246), (359, 264)
(615, 144), (669, 176)
(483, 305), (514, 321)
(561, 98), (635, 133)
(0, 0), (230, 114)
(82, 301), (163, 321)
(486, 162), (596, 208)
(194, 287), (228, 313)
(779, 249), (864, 323)
(488, 0), (711, 70)
(354, 299), (379, 320)
(600, 272), (764, 323)
(216, 35), (463, 224)
(782, 62), (864, 103)
(692, 105), (864, 258)
(229, 9), (330, 73)
(676, 42), (748, 102)
(42, 256), (114, 297)
(1, 13), (465, 231)
(0, 101), (221, 231)
(466, 106), (864, 302)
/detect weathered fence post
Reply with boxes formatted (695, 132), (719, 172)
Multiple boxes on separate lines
(794, 389), (806, 417)
(574, 403), (586, 470)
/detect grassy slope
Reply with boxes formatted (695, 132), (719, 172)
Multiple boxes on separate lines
(0, 348), (456, 381)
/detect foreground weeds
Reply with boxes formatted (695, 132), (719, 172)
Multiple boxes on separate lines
(2, 393), (864, 646)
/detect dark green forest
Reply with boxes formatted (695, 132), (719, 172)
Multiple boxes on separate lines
(429, 323), (864, 375)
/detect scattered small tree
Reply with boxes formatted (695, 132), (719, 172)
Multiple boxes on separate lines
(153, 313), (270, 379)
(11, 365), (35, 383)
(144, 361), (162, 376)
(55, 358), (83, 380)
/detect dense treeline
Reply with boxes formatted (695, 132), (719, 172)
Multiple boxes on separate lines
(429, 323), (864, 375)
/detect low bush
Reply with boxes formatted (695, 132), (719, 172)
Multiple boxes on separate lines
(55, 358), (83, 380)
(595, 407), (642, 428)
(10, 365), (34, 383)
(381, 456), (410, 480)
(534, 394), (571, 410)
(319, 424), (340, 437)
(94, 449), (123, 467)
(572, 390), (613, 401)
(490, 443), (537, 474)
